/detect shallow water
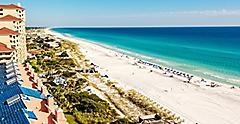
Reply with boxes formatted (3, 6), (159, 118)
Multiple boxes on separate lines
(52, 27), (240, 86)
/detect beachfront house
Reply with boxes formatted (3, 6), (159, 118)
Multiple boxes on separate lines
(53, 76), (66, 85)
(47, 41), (59, 48)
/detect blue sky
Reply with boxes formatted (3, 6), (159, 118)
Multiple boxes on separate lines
(1, 0), (240, 27)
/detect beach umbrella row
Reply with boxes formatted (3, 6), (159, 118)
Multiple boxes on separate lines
(137, 59), (194, 83)
(164, 67), (194, 80)
(137, 60), (162, 69)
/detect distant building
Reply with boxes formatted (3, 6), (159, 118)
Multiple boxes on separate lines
(0, 4), (27, 63)
(53, 77), (66, 85)
(47, 41), (60, 48)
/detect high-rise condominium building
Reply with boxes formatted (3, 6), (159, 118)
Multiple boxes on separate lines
(0, 4), (26, 63)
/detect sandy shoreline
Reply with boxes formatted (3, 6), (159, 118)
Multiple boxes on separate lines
(47, 29), (240, 124)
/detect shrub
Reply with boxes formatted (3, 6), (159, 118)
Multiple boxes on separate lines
(63, 71), (76, 78)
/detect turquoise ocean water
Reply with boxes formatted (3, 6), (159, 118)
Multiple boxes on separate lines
(51, 27), (240, 86)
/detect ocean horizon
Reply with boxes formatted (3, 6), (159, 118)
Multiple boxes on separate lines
(51, 27), (240, 86)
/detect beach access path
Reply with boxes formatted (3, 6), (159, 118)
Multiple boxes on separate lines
(47, 30), (240, 124)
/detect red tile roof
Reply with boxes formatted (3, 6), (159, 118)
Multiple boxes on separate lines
(0, 15), (22, 21)
(0, 4), (25, 10)
(0, 42), (14, 52)
(0, 27), (19, 35)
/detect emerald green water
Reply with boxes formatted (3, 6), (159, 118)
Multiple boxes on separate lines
(52, 27), (240, 86)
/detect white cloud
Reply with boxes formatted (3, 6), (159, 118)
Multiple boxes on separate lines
(96, 9), (240, 19)
(159, 9), (240, 16)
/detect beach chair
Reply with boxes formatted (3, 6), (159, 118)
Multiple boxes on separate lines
(5, 72), (16, 79)
(6, 64), (18, 70)
(6, 67), (14, 73)
(6, 70), (21, 79)
(5, 60), (17, 66)
(6, 66), (20, 74)
(5, 60), (14, 66)
(6, 77), (17, 85)
(5, 75), (23, 85)
(17, 76), (24, 84)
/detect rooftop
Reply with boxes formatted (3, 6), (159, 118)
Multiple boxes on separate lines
(0, 43), (14, 52)
(0, 60), (67, 124)
(0, 64), (29, 124)
(0, 27), (19, 35)
(0, 15), (22, 21)
(0, 64), (46, 124)
(0, 4), (25, 10)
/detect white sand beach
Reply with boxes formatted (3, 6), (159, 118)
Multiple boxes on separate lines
(47, 29), (240, 124)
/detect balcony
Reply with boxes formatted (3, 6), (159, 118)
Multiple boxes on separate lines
(0, 53), (13, 58)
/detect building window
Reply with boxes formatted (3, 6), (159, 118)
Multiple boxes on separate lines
(10, 35), (12, 38)
(16, 35), (18, 37)
(0, 8), (3, 11)
(13, 21), (15, 23)
(0, 13), (3, 15)
(13, 36), (15, 39)
(10, 40), (13, 43)
(5, 52), (11, 55)
(16, 9), (18, 12)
